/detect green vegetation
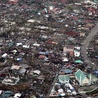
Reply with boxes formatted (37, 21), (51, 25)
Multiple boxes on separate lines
(86, 88), (98, 95)
(67, 5), (73, 11)
(84, 88), (93, 92)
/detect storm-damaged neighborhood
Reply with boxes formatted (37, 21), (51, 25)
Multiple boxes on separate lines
(0, 0), (98, 98)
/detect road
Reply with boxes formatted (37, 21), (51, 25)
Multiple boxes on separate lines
(81, 23), (98, 68)
(47, 23), (98, 98)
(81, 23), (98, 98)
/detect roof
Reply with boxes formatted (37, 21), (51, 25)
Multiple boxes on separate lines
(65, 32), (79, 36)
(94, 70), (98, 74)
(14, 93), (21, 98)
(75, 69), (87, 81)
(66, 69), (72, 73)
(75, 60), (83, 63)
(88, 74), (98, 82)
(33, 70), (41, 75)
(0, 90), (3, 95)
(1, 91), (14, 98)
(63, 45), (74, 52)
(58, 75), (70, 83)
(11, 65), (21, 70)
(8, 0), (18, 4)
(76, 70), (98, 84)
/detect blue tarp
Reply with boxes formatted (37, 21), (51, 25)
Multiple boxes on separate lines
(94, 70), (98, 76)
(64, 69), (72, 74)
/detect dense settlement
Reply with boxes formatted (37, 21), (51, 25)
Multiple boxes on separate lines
(0, 0), (98, 98)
